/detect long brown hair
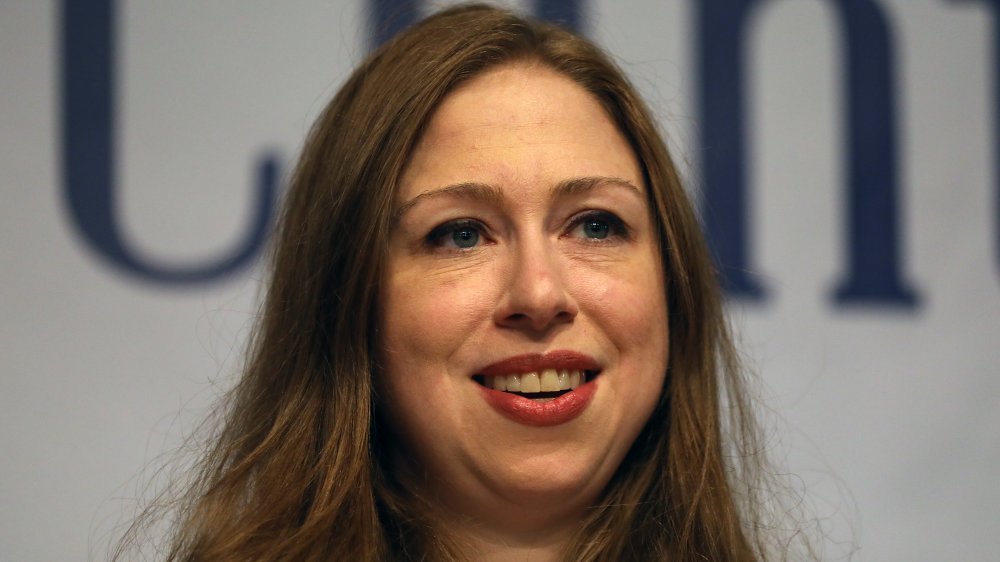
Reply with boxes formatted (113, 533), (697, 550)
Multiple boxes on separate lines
(117, 4), (811, 561)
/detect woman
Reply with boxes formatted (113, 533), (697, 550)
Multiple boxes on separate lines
(122, 4), (810, 561)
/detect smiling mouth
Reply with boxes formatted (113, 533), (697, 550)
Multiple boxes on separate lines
(473, 369), (598, 399)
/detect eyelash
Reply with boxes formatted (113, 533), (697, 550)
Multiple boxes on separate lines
(425, 219), (488, 250)
(424, 211), (631, 251)
(567, 210), (631, 242)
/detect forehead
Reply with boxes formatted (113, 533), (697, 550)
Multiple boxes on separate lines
(398, 62), (644, 202)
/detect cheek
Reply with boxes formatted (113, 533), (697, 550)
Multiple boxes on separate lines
(575, 254), (669, 420)
(379, 263), (496, 373)
(376, 264), (499, 465)
(578, 260), (668, 347)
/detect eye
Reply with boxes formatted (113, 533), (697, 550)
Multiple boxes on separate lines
(568, 211), (628, 241)
(426, 219), (485, 250)
(581, 217), (610, 239)
(451, 226), (480, 248)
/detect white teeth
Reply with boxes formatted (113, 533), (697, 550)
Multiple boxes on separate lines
(569, 370), (581, 389)
(506, 373), (521, 392)
(520, 372), (541, 393)
(540, 369), (559, 391)
(486, 369), (587, 394)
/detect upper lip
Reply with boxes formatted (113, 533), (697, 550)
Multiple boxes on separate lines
(475, 350), (601, 377)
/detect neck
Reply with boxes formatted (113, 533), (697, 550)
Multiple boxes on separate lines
(443, 507), (581, 562)
(382, 447), (594, 560)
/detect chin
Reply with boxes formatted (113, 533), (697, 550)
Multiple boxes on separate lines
(483, 449), (611, 508)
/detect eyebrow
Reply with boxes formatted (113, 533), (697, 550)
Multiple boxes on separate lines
(552, 176), (642, 199)
(392, 175), (643, 225)
(392, 182), (505, 225)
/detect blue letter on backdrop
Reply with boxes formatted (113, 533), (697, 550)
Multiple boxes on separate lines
(829, 0), (918, 307)
(60, 0), (278, 285)
(696, 0), (768, 300)
(533, 0), (585, 32)
(370, 0), (419, 49)
(697, 0), (919, 306)
(370, 0), (584, 49)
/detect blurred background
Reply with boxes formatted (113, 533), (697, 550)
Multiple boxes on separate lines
(2, 1), (998, 560)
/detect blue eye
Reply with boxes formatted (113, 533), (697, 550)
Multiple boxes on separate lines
(571, 211), (627, 241)
(582, 218), (610, 239)
(451, 226), (480, 248)
(427, 220), (484, 250)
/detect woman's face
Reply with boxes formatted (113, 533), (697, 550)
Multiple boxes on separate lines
(378, 62), (668, 530)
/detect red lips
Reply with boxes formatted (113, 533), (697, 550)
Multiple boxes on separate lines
(475, 350), (600, 427)
(476, 350), (601, 377)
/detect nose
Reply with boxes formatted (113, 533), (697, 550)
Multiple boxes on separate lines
(494, 237), (578, 333)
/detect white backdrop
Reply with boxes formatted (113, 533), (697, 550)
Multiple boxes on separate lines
(2, 1), (998, 560)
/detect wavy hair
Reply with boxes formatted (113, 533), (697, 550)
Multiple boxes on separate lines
(117, 4), (812, 561)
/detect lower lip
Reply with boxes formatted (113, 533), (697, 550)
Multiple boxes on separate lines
(478, 378), (597, 427)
